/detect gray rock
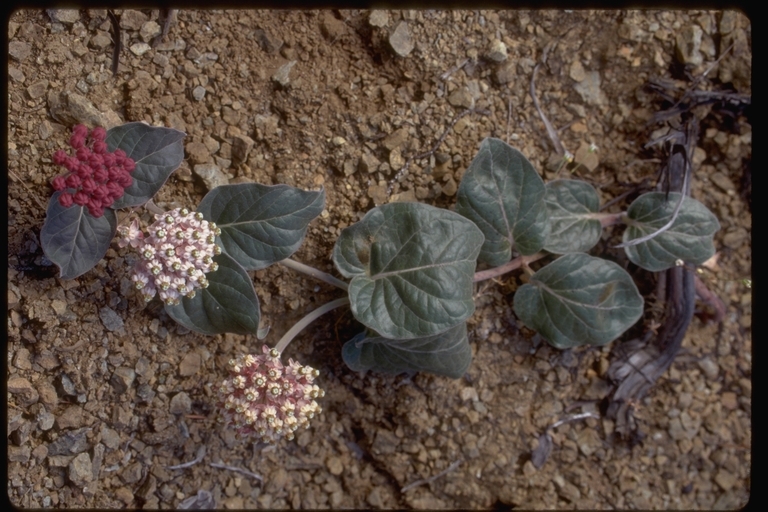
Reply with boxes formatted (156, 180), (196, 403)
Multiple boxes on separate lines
(89, 31), (112, 49)
(369, 10), (389, 28)
(120, 10), (148, 31)
(9, 41), (32, 61)
(68, 453), (93, 487)
(100, 424), (121, 450)
(382, 127), (409, 151)
(697, 357), (719, 380)
(359, 153), (381, 173)
(253, 29), (283, 54)
(56, 406), (84, 429)
(121, 462), (144, 484)
(179, 352), (202, 377)
(8, 376), (39, 406)
(447, 87), (474, 109)
(129, 42), (151, 56)
(91, 443), (105, 481)
(710, 171), (736, 192)
(221, 106), (240, 125)
(186, 141), (211, 165)
(8, 65), (25, 83)
(494, 60), (516, 85)
(192, 85), (206, 101)
(48, 428), (90, 456)
(111, 367), (136, 394)
(36, 380), (58, 408)
(37, 119), (53, 140)
(573, 71), (608, 106)
(37, 409), (56, 431)
(272, 60), (296, 87)
(170, 391), (192, 415)
(99, 306), (124, 332)
(47, 91), (122, 129)
(140, 20), (162, 42)
(232, 134), (255, 165)
(26, 79), (49, 100)
(193, 163), (228, 191)
(137, 383), (156, 403)
(371, 428), (399, 455)
(10, 420), (32, 446)
(47, 9), (81, 25)
(722, 228), (748, 249)
(389, 21), (414, 57)
(13, 348), (32, 370)
(9, 445), (31, 462)
(676, 24), (703, 66)
(58, 373), (77, 396)
(487, 39), (508, 62)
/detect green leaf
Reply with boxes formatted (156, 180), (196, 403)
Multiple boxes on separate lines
(333, 202), (483, 339)
(543, 179), (602, 254)
(164, 252), (260, 335)
(107, 122), (185, 208)
(513, 253), (643, 349)
(456, 137), (549, 265)
(342, 323), (471, 378)
(40, 192), (117, 279)
(623, 192), (720, 271)
(196, 183), (325, 271)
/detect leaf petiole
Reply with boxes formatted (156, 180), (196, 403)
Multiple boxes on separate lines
(275, 297), (350, 354)
(278, 258), (348, 291)
(473, 252), (547, 283)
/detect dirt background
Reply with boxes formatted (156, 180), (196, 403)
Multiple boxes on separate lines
(7, 9), (751, 509)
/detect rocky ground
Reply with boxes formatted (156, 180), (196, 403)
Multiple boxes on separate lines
(8, 9), (751, 509)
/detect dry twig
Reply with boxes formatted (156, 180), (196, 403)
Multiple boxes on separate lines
(167, 446), (206, 470)
(209, 461), (264, 483)
(401, 460), (462, 493)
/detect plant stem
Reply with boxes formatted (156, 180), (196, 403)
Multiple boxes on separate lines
(279, 258), (348, 291)
(594, 212), (625, 228)
(473, 252), (547, 282)
(275, 297), (350, 354)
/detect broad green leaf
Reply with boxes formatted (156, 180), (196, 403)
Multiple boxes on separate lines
(333, 202), (483, 339)
(456, 138), (549, 264)
(40, 192), (117, 279)
(342, 323), (471, 378)
(165, 252), (260, 335)
(197, 183), (325, 271)
(513, 253), (643, 349)
(107, 122), (185, 208)
(544, 179), (602, 254)
(623, 192), (720, 272)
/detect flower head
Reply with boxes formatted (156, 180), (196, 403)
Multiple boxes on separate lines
(119, 208), (221, 305)
(50, 124), (136, 218)
(218, 345), (324, 443)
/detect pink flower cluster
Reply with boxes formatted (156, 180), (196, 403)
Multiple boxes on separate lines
(118, 208), (222, 305)
(218, 345), (324, 443)
(50, 124), (136, 218)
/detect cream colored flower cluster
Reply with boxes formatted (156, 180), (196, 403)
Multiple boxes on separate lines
(119, 208), (222, 305)
(218, 345), (324, 443)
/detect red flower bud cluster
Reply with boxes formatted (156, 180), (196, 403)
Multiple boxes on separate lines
(50, 125), (136, 218)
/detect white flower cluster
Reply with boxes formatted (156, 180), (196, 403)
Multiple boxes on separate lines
(120, 208), (222, 305)
(218, 345), (324, 443)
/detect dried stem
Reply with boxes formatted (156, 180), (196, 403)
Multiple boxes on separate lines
(209, 461), (263, 483)
(401, 460), (462, 493)
(166, 446), (206, 470)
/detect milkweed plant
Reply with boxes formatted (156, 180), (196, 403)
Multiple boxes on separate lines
(40, 123), (720, 443)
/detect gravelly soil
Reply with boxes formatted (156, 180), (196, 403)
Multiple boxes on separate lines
(8, 9), (751, 509)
